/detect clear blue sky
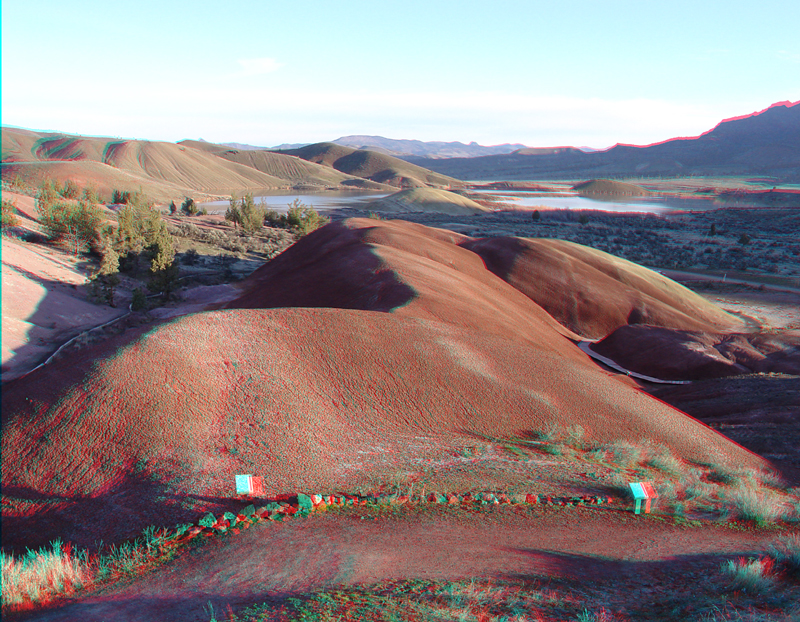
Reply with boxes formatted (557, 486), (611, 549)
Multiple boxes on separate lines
(3, 0), (799, 148)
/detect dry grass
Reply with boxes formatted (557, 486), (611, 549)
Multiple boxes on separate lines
(721, 557), (775, 594)
(729, 488), (783, 526)
(517, 425), (800, 527)
(767, 533), (800, 574)
(1, 525), (190, 613)
(1, 540), (91, 608)
(643, 443), (685, 476)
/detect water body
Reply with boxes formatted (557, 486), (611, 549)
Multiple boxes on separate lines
(471, 190), (718, 213)
(199, 191), (389, 214)
(200, 188), (717, 215)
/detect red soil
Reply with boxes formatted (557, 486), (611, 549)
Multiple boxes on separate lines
(2, 219), (767, 554)
(461, 236), (744, 339)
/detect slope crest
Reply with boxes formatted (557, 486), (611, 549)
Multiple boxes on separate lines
(226, 218), (581, 351)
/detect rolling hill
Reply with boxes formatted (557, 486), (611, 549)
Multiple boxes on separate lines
(178, 140), (394, 190)
(366, 188), (490, 214)
(2, 129), (291, 202)
(3, 129), (450, 203)
(1, 219), (763, 552)
(276, 142), (462, 188)
(405, 101), (800, 181)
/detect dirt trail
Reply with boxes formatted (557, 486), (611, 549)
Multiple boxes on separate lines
(19, 508), (775, 622)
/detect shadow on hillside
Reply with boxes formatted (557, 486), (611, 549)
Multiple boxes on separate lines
(0, 259), (124, 384)
(0, 470), (245, 556)
(226, 221), (417, 312)
(651, 374), (800, 487)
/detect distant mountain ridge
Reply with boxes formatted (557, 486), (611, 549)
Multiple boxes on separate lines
(404, 101), (800, 182)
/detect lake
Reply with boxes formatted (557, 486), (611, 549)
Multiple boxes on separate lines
(470, 189), (718, 213)
(199, 188), (718, 215)
(199, 191), (389, 214)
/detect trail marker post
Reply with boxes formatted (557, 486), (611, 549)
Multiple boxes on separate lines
(235, 474), (264, 497)
(628, 481), (658, 514)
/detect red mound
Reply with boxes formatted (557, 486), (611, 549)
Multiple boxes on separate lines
(591, 325), (800, 381)
(227, 219), (582, 352)
(461, 236), (743, 339)
(1, 307), (765, 553)
(2, 219), (766, 553)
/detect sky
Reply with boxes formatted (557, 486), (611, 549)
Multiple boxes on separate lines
(3, 0), (800, 149)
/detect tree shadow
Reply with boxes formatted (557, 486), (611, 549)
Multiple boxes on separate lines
(1, 467), (251, 556)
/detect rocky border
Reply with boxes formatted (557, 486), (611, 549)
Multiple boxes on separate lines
(185, 492), (617, 538)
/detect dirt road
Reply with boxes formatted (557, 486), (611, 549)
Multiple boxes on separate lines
(18, 507), (776, 622)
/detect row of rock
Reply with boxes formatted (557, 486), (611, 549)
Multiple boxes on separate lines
(182, 492), (616, 538)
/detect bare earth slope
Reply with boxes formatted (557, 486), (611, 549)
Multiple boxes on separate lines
(367, 188), (490, 215)
(461, 236), (744, 339)
(1, 309), (764, 554)
(177, 140), (392, 190)
(1, 220), (766, 553)
(3, 129), (409, 202)
(572, 179), (651, 197)
(278, 142), (461, 188)
(591, 325), (800, 381)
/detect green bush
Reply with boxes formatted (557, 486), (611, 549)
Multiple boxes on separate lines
(131, 288), (147, 311)
(264, 208), (285, 227)
(181, 196), (198, 216)
(285, 199), (329, 235)
(37, 179), (59, 209)
(39, 201), (102, 255)
(61, 179), (81, 199)
(82, 184), (100, 204)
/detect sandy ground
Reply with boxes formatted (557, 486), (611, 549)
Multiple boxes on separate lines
(700, 289), (800, 332)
